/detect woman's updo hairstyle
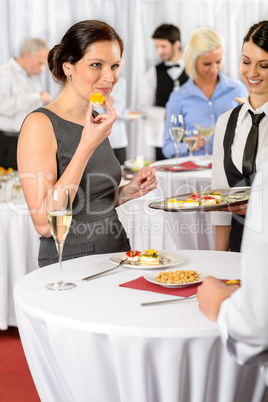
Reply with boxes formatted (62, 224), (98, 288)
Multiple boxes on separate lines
(243, 20), (268, 53)
(48, 20), (124, 84)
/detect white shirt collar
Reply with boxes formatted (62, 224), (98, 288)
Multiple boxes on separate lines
(164, 58), (184, 68)
(240, 96), (268, 122)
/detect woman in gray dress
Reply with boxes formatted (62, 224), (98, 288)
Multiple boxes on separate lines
(18, 20), (157, 267)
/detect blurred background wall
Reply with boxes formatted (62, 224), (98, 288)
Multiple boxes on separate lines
(0, 0), (267, 158)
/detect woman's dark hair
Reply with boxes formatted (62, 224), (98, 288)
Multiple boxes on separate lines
(243, 20), (268, 52)
(48, 20), (124, 84)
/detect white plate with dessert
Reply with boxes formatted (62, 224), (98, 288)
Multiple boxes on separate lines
(144, 270), (207, 288)
(148, 187), (251, 212)
(110, 250), (184, 270)
(119, 111), (143, 120)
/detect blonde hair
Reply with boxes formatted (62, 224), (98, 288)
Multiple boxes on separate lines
(183, 28), (225, 79)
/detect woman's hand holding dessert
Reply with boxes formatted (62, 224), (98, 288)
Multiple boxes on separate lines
(117, 166), (157, 205)
(79, 101), (117, 157)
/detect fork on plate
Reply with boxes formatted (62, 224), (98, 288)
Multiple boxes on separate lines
(82, 258), (127, 281)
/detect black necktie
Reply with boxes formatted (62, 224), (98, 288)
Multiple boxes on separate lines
(242, 110), (265, 179)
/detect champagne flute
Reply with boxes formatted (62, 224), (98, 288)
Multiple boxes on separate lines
(46, 187), (76, 291)
(183, 129), (199, 158)
(169, 114), (185, 166)
(195, 124), (215, 159)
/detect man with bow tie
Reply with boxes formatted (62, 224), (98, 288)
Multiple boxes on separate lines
(138, 24), (188, 160)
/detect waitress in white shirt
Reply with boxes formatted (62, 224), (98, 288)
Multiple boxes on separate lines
(211, 20), (268, 252)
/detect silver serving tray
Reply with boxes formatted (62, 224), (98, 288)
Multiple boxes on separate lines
(148, 187), (251, 212)
(153, 164), (211, 172)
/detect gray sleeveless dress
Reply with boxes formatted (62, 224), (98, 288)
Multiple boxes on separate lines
(32, 108), (130, 267)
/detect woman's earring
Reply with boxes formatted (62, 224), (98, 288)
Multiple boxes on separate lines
(66, 76), (70, 81)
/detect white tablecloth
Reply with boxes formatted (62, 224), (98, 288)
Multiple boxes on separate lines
(0, 182), (39, 329)
(14, 250), (265, 402)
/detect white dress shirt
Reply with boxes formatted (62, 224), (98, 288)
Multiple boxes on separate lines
(137, 58), (185, 148)
(0, 58), (43, 133)
(211, 97), (268, 226)
(217, 159), (268, 385)
(138, 58), (185, 111)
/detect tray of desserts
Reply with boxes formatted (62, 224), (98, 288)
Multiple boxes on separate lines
(148, 187), (251, 212)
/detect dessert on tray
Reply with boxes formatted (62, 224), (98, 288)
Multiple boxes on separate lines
(149, 187), (251, 213)
(167, 191), (223, 208)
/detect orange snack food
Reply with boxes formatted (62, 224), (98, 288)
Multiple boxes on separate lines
(90, 93), (105, 107)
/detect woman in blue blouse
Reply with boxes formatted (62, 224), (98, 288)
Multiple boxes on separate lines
(162, 27), (248, 158)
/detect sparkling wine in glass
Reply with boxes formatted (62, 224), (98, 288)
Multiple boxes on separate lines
(195, 124), (215, 159)
(183, 129), (199, 158)
(169, 114), (185, 165)
(46, 187), (76, 291)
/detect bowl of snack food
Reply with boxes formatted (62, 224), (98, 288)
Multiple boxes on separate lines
(124, 155), (150, 172)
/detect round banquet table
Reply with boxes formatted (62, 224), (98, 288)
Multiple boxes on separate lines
(0, 181), (39, 330)
(14, 250), (265, 402)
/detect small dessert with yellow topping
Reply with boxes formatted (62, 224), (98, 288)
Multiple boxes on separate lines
(90, 93), (105, 107)
(167, 198), (184, 208)
(210, 191), (222, 204)
(140, 249), (159, 265)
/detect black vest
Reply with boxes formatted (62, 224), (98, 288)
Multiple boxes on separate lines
(155, 62), (188, 107)
(223, 104), (254, 252)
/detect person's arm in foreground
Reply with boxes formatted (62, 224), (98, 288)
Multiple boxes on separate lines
(198, 162), (268, 366)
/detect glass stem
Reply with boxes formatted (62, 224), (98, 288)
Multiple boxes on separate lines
(206, 141), (209, 157)
(56, 242), (64, 284)
(175, 145), (179, 166)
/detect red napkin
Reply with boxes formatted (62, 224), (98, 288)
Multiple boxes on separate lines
(162, 161), (212, 171)
(119, 276), (200, 297)
(119, 277), (235, 297)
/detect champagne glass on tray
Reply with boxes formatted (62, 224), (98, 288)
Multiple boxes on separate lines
(46, 187), (76, 291)
(169, 114), (185, 166)
(183, 129), (199, 158)
(195, 124), (215, 159)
